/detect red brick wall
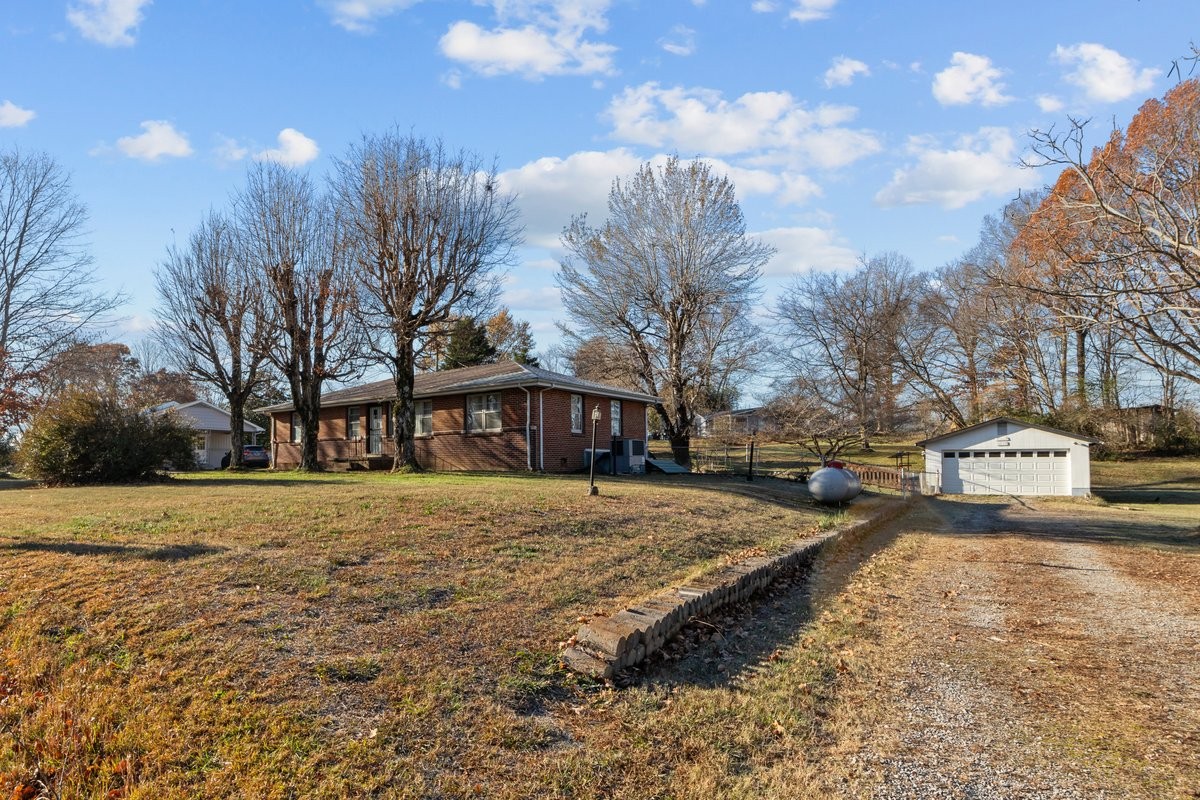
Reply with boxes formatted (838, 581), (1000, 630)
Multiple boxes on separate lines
(536, 389), (647, 472)
(269, 388), (646, 472)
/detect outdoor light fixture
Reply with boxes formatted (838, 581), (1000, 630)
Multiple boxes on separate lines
(587, 405), (601, 496)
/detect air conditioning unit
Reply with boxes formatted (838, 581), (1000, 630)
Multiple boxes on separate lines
(627, 439), (646, 474)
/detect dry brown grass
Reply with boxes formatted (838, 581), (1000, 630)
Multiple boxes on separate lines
(0, 470), (880, 798)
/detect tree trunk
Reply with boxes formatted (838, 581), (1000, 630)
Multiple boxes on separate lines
(1074, 327), (1088, 407)
(669, 432), (690, 467)
(299, 394), (321, 471)
(228, 397), (245, 469)
(391, 342), (420, 472)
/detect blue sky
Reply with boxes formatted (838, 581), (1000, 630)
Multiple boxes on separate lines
(1, 0), (1191, 364)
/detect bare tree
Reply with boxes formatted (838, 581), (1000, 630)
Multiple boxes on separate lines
(775, 253), (920, 449)
(154, 210), (272, 467)
(332, 132), (521, 471)
(557, 157), (771, 466)
(1020, 79), (1200, 390)
(763, 379), (860, 466)
(0, 149), (121, 428)
(238, 164), (361, 471)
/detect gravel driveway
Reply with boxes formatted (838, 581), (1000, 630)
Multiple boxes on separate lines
(847, 497), (1200, 800)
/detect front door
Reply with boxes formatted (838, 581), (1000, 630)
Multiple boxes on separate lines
(368, 406), (383, 454)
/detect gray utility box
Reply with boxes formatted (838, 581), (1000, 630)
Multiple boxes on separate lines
(610, 438), (647, 474)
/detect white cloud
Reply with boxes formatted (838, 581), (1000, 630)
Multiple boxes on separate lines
(1054, 42), (1159, 103)
(659, 24), (696, 57)
(497, 148), (644, 247)
(254, 128), (320, 167)
(823, 56), (869, 88)
(932, 52), (1012, 107)
(874, 127), (1025, 210)
(1036, 94), (1064, 113)
(213, 135), (249, 166)
(787, 0), (838, 22)
(440, 21), (614, 78)
(605, 82), (880, 169)
(113, 120), (192, 162)
(439, 1), (617, 79)
(500, 284), (563, 311)
(321, 0), (422, 33)
(751, 0), (836, 20)
(498, 148), (821, 248)
(757, 226), (858, 276)
(0, 100), (35, 128)
(66, 0), (152, 46)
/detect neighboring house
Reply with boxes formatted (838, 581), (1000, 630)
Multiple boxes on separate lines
(917, 417), (1098, 497)
(259, 361), (660, 472)
(151, 400), (266, 469)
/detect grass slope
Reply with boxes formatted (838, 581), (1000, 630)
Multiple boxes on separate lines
(0, 471), (845, 798)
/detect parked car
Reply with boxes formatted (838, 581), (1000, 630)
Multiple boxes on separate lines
(220, 445), (271, 469)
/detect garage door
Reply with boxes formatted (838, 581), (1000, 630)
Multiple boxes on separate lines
(941, 449), (1070, 495)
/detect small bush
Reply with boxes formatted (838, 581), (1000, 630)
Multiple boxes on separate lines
(16, 390), (196, 485)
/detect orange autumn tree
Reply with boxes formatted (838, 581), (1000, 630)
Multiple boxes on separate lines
(1020, 78), (1200, 394)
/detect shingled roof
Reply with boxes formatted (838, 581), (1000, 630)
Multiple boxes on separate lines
(257, 361), (660, 413)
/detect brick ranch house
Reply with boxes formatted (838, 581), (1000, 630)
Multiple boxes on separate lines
(260, 361), (660, 472)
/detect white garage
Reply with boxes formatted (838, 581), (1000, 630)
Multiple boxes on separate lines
(918, 417), (1098, 497)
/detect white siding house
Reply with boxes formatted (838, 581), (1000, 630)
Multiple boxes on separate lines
(152, 401), (265, 469)
(918, 417), (1098, 497)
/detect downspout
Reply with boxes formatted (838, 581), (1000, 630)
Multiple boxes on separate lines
(539, 388), (549, 472)
(521, 387), (532, 471)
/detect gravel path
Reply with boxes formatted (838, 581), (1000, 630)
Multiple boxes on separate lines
(851, 498), (1200, 800)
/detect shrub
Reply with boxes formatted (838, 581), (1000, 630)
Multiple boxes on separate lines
(16, 390), (196, 485)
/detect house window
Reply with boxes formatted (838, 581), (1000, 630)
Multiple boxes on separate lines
(414, 400), (433, 436)
(467, 393), (501, 432)
(943, 452), (956, 458)
(570, 394), (583, 434)
(610, 400), (622, 437)
(997, 421), (1009, 435)
(347, 406), (361, 439)
(290, 412), (302, 443)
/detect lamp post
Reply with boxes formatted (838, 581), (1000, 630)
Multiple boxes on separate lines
(587, 404), (601, 496)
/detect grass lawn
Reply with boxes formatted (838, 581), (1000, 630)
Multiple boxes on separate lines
(0, 469), (868, 799)
(685, 439), (924, 477)
(1089, 456), (1200, 523)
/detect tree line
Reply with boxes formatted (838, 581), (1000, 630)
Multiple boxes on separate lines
(3, 77), (1197, 477)
(769, 80), (1200, 461)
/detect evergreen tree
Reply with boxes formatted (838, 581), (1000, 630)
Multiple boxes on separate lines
(444, 317), (496, 368)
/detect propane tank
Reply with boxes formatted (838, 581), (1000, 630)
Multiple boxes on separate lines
(808, 466), (863, 504)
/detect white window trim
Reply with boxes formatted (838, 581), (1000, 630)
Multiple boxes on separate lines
(290, 411), (302, 443)
(415, 400), (433, 437)
(570, 394), (583, 434)
(467, 392), (502, 433)
(610, 400), (622, 437)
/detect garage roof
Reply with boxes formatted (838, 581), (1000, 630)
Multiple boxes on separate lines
(915, 416), (1099, 448)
